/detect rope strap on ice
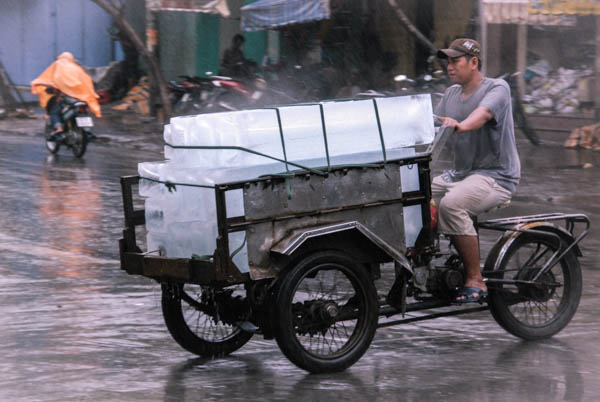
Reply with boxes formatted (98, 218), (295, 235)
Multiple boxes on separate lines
(138, 95), (436, 269)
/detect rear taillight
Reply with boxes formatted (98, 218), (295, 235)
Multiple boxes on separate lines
(78, 105), (88, 113)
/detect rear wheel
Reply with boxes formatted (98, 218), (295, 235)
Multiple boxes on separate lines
(173, 99), (201, 116)
(512, 96), (541, 145)
(161, 283), (253, 357)
(69, 126), (88, 158)
(486, 233), (581, 340)
(272, 251), (378, 373)
(203, 91), (241, 113)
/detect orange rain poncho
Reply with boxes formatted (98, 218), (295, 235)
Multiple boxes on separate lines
(31, 52), (101, 117)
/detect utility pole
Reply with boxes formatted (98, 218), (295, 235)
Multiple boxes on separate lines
(478, 0), (487, 76)
(146, 0), (159, 55)
(596, 15), (600, 120)
(146, 0), (160, 118)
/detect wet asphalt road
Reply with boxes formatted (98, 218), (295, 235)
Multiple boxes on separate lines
(1, 122), (599, 401)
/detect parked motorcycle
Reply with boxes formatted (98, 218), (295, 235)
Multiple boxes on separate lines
(168, 73), (272, 115)
(356, 72), (447, 110)
(499, 72), (541, 145)
(201, 73), (301, 113)
(45, 95), (92, 158)
(169, 75), (214, 116)
(169, 61), (317, 116)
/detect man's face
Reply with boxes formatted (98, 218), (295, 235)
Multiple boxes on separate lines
(446, 55), (475, 85)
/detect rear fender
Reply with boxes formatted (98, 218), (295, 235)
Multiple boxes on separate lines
(484, 222), (581, 273)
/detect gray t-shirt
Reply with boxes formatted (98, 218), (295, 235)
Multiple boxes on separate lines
(435, 77), (521, 193)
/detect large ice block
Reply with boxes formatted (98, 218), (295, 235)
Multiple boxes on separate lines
(376, 95), (435, 149)
(138, 161), (167, 197)
(322, 99), (384, 165)
(164, 94), (435, 170)
(165, 109), (286, 169)
(140, 94), (436, 269)
(277, 104), (328, 168)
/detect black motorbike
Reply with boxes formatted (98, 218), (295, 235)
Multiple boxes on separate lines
(499, 72), (541, 145)
(45, 95), (92, 158)
(168, 75), (214, 116)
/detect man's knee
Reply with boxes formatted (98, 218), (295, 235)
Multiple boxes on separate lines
(438, 193), (468, 217)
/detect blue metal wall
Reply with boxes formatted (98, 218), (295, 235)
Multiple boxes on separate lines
(0, 0), (114, 89)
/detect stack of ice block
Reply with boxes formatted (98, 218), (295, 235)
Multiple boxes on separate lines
(139, 95), (435, 272)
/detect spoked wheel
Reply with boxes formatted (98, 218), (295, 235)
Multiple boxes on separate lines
(161, 283), (254, 358)
(486, 233), (581, 340)
(272, 251), (378, 373)
(69, 126), (88, 158)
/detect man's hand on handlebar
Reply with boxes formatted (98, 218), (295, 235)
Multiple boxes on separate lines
(434, 115), (460, 132)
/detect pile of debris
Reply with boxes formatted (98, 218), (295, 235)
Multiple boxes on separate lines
(564, 122), (600, 151)
(522, 60), (594, 115)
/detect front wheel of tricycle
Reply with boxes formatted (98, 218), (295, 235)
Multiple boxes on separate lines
(485, 233), (582, 340)
(272, 251), (378, 373)
(161, 283), (254, 358)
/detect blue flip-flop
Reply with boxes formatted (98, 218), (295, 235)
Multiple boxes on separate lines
(454, 286), (488, 304)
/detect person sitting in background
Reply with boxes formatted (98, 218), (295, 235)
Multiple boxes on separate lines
(220, 34), (257, 78)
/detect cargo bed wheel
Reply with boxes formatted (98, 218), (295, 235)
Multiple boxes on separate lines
(161, 283), (253, 358)
(272, 250), (378, 373)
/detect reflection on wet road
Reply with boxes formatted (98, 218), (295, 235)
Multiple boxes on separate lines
(0, 132), (599, 401)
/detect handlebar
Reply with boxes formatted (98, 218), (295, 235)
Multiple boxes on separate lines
(425, 125), (453, 161)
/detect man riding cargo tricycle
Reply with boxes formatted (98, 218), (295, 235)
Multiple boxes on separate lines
(119, 116), (589, 373)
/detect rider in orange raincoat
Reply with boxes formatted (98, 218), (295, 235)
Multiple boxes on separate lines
(31, 52), (101, 136)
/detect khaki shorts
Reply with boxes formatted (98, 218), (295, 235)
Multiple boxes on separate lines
(431, 174), (512, 236)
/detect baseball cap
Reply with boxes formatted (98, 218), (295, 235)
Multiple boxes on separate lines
(437, 38), (482, 59)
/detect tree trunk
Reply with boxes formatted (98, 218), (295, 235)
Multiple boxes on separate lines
(386, 0), (438, 55)
(90, 0), (172, 120)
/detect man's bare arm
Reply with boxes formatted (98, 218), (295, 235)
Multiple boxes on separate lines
(436, 106), (493, 133)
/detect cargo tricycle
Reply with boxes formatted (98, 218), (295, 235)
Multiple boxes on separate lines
(119, 126), (589, 373)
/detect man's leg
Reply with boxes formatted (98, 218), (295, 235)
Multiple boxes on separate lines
(48, 99), (63, 135)
(451, 234), (486, 292)
(436, 175), (511, 300)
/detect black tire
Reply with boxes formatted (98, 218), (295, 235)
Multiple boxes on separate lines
(44, 125), (61, 154)
(272, 251), (378, 373)
(45, 139), (61, 154)
(69, 126), (88, 158)
(486, 233), (581, 340)
(203, 91), (241, 113)
(161, 283), (253, 358)
(173, 100), (200, 116)
(512, 97), (541, 145)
